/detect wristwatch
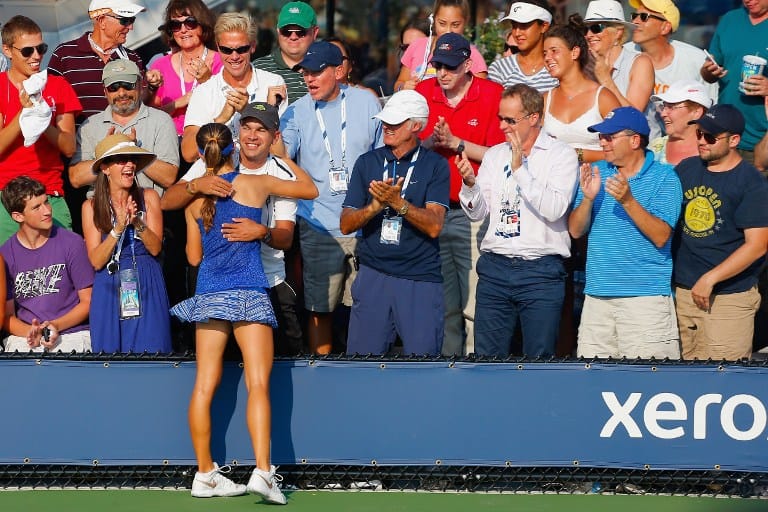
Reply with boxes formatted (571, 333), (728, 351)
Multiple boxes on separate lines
(398, 202), (410, 216)
(456, 139), (465, 154)
(263, 228), (273, 245)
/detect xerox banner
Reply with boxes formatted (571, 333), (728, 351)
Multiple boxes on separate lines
(0, 360), (765, 471)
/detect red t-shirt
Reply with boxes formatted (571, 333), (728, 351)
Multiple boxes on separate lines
(416, 76), (504, 202)
(0, 73), (82, 194)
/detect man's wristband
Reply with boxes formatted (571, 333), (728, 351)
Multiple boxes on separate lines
(263, 228), (272, 246)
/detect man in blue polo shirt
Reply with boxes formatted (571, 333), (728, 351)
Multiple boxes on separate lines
(569, 106), (682, 359)
(340, 90), (449, 355)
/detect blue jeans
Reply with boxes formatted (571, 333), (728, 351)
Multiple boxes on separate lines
(474, 252), (566, 358)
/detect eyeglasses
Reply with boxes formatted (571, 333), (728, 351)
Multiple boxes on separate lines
(106, 81), (138, 92)
(497, 112), (533, 125)
(432, 62), (461, 71)
(279, 27), (308, 38)
(105, 14), (136, 27)
(630, 12), (666, 23)
(695, 129), (729, 144)
(218, 44), (251, 55)
(12, 43), (48, 58)
(585, 23), (608, 35)
(168, 16), (199, 33)
(656, 101), (689, 113)
(598, 132), (635, 143)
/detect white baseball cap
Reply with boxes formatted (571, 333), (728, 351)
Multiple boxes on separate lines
(584, 0), (634, 28)
(374, 90), (429, 125)
(501, 2), (553, 24)
(651, 80), (713, 109)
(89, 0), (145, 19)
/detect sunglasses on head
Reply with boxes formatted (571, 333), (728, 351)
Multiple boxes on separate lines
(12, 43), (48, 58)
(105, 14), (136, 27)
(279, 27), (308, 38)
(106, 81), (138, 93)
(585, 23), (608, 35)
(168, 16), (199, 33)
(630, 12), (666, 23)
(598, 131), (635, 143)
(695, 129), (728, 144)
(432, 62), (460, 71)
(218, 44), (251, 55)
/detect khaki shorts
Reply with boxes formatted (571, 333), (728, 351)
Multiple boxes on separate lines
(675, 285), (760, 361)
(577, 294), (680, 359)
(299, 218), (357, 313)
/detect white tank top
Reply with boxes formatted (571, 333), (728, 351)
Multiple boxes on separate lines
(543, 86), (603, 151)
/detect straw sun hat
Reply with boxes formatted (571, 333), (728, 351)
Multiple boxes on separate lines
(91, 133), (156, 174)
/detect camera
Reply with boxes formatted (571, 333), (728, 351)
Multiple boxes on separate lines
(42, 327), (51, 342)
(107, 260), (119, 274)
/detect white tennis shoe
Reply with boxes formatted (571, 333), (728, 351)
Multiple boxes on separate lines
(191, 462), (247, 498)
(247, 464), (287, 505)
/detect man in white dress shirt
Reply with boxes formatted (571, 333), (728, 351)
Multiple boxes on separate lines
(457, 83), (578, 357)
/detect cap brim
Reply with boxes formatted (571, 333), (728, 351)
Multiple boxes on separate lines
(103, 74), (139, 86)
(92, 151), (155, 174)
(688, 117), (724, 134)
(430, 55), (466, 68)
(583, 18), (635, 28)
(374, 111), (411, 125)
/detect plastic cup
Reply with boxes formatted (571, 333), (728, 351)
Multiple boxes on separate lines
(739, 55), (767, 93)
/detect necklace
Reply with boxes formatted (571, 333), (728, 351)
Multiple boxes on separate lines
(564, 87), (589, 101)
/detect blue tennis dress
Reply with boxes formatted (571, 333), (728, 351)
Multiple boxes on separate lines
(170, 172), (276, 326)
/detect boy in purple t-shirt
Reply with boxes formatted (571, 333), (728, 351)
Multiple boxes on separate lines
(0, 176), (94, 352)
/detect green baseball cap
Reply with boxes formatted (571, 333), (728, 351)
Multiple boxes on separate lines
(277, 1), (317, 29)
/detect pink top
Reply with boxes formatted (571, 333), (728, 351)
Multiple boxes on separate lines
(400, 36), (487, 81)
(150, 50), (223, 135)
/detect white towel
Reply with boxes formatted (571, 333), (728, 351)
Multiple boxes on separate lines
(19, 70), (52, 147)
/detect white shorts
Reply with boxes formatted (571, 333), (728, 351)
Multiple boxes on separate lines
(2, 330), (92, 353)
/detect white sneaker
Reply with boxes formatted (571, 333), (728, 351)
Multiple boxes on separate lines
(247, 465), (287, 505)
(191, 462), (247, 498)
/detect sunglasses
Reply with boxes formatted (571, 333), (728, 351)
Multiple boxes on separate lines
(585, 23), (608, 35)
(504, 43), (517, 52)
(598, 132), (635, 143)
(279, 27), (308, 38)
(105, 155), (139, 165)
(106, 81), (138, 92)
(218, 44), (251, 55)
(432, 62), (460, 71)
(695, 129), (728, 144)
(399, 43), (410, 53)
(168, 16), (199, 33)
(497, 112), (533, 125)
(105, 14), (136, 27)
(630, 12), (666, 23)
(12, 43), (48, 58)
(656, 101), (688, 113)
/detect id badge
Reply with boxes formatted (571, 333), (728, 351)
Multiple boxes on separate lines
(380, 216), (403, 245)
(119, 268), (141, 319)
(328, 167), (349, 194)
(495, 207), (521, 238)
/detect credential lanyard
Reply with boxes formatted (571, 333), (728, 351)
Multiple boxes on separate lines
(178, 47), (208, 96)
(382, 147), (420, 198)
(314, 89), (346, 169)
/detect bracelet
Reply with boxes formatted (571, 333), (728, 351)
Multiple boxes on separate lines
(109, 229), (121, 240)
(134, 222), (146, 234)
(263, 228), (272, 246)
(576, 148), (584, 164)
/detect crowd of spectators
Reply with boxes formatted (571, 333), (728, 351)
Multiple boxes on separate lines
(0, 0), (767, 365)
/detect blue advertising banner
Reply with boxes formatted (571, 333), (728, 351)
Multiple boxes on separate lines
(0, 359), (766, 472)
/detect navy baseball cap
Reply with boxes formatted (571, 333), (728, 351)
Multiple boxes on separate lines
(688, 104), (745, 135)
(588, 106), (650, 137)
(297, 41), (343, 72)
(430, 33), (471, 68)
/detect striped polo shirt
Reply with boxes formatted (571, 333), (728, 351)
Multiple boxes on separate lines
(253, 47), (307, 105)
(488, 54), (559, 93)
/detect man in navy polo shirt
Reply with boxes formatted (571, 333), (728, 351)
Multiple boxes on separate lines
(341, 90), (449, 355)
